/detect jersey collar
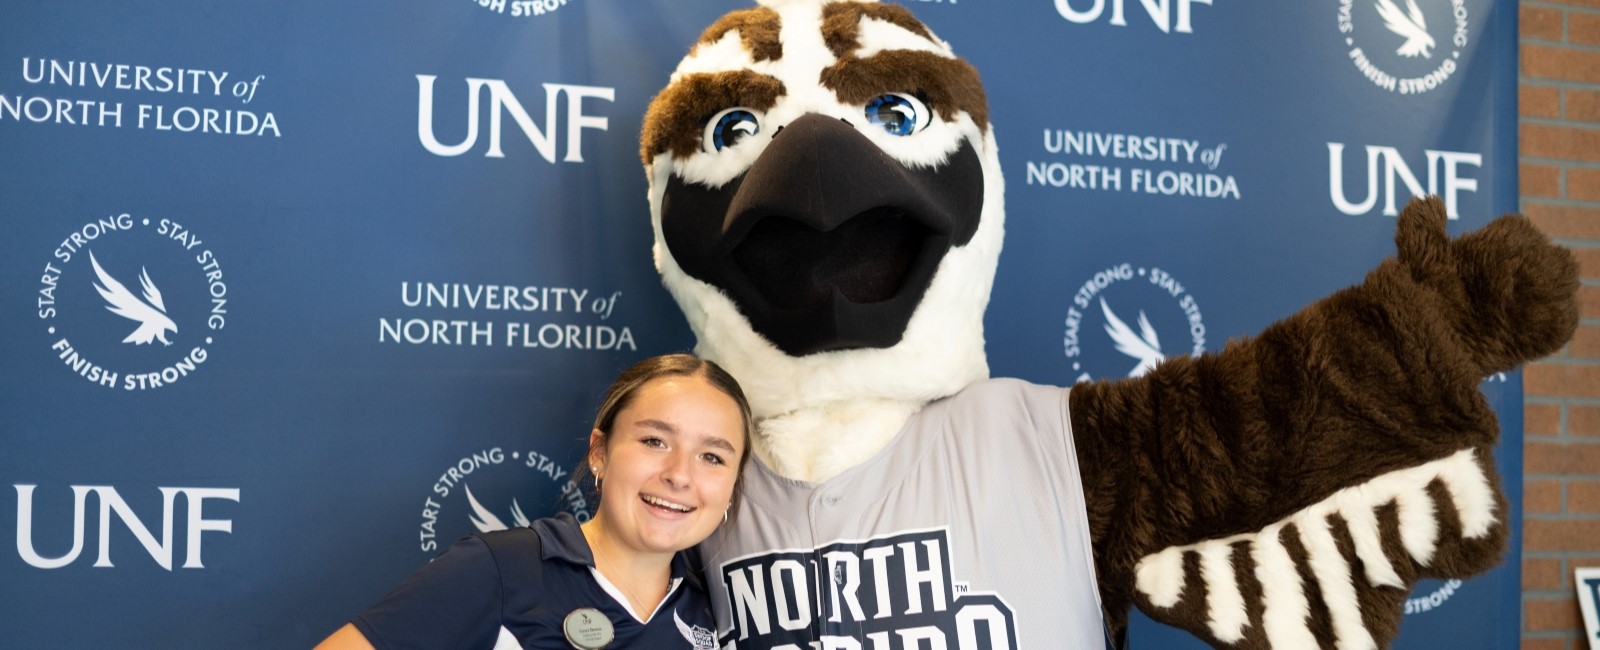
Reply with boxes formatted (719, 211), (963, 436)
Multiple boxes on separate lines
(531, 512), (706, 592)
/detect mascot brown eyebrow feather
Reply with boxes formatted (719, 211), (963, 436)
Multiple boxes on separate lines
(639, 1), (1579, 647)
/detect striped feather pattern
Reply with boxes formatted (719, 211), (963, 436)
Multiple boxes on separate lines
(1132, 447), (1503, 649)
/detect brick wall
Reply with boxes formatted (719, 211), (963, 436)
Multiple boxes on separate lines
(1521, 1), (1600, 648)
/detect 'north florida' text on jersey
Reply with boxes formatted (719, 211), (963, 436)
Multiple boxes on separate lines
(719, 528), (1018, 648)
(700, 379), (1106, 649)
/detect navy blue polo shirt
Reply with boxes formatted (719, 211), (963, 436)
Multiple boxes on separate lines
(353, 513), (718, 649)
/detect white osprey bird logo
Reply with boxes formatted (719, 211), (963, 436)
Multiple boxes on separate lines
(465, 484), (530, 532)
(1376, 0), (1435, 58)
(1101, 297), (1164, 378)
(674, 610), (717, 650)
(90, 251), (177, 346)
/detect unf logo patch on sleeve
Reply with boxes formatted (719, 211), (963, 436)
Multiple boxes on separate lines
(717, 529), (1018, 649)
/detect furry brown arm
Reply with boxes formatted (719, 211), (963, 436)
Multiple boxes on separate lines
(1070, 196), (1578, 646)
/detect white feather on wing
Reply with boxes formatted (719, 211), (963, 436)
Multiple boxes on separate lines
(1134, 448), (1498, 649)
(675, 610), (695, 640)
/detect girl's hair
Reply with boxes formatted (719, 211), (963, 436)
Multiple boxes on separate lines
(578, 353), (756, 517)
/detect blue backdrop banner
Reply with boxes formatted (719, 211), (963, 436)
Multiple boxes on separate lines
(0, 0), (1519, 647)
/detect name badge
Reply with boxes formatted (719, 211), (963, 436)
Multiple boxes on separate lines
(563, 607), (615, 649)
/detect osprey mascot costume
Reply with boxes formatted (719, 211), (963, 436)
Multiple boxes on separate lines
(638, 1), (1580, 648)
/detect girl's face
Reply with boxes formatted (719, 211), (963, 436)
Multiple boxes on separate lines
(590, 375), (745, 558)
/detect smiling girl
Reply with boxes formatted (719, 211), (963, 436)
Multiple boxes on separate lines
(317, 354), (753, 649)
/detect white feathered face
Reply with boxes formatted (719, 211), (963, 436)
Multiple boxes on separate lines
(641, 0), (1005, 415)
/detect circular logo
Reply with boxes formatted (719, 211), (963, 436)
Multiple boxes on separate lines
(1062, 263), (1207, 383)
(1336, 0), (1470, 95)
(36, 213), (227, 391)
(417, 446), (593, 554)
(469, 0), (579, 19)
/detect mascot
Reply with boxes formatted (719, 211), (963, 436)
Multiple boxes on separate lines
(637, 1), (1580, 647)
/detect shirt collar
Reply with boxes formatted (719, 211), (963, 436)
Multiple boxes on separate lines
(532, 512), (594, 566)
(531, 512), (706, 592)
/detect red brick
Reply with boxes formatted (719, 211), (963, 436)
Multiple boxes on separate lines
(1523, 163), (1563, 198)
(1524, 84), (1564, 119)
(1526, 362), (1600, 397)
(1523, 202), (1600, 239)
(1571, 89), (1600, 123)
(1571, 327), (1600, 361)
(1546, 0), (1600, 8)
(1526, 557), (1566, 590)
(1571, 481), (1600, 513)
(1526, 440), (1600, 473)
(1571, 168), (1600, 202)
(1521, 637), (1568, 650)
(1573, 404), (1600, 437)
(1524, 44), (1600, 84)
(1529, 402), (1563, 436)
(1582, 286), (1600, 321)
(1529, 479), (1564, 512)
(1528, 596), (1583, 631)
(1523, 124), (1600, 163)
(1574, 247), (1600, 280)
(1574, 12), (1600, 47)
(1568, 401), (1600, 435)
(1528, 595), (1584, 631)
(1524, 6), (1566, 41)
(1527, 519), (1600, 551)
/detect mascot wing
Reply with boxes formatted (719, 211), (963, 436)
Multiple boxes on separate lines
(1070, 197), (1578, 648)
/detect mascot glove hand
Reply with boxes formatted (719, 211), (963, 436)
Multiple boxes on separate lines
(1388, 195), (1579, 378)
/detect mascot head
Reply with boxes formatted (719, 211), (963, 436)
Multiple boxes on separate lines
(641, 0), (1003, 421)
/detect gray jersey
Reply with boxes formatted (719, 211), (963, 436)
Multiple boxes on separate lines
(700, 379), (1104, 649)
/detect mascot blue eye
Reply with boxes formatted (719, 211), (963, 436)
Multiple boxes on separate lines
(865, 93), (929, 136)
(704, 108), (761, 152)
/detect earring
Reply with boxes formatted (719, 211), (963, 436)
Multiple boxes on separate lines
(723, 509), (729, 524)
(592, 466), (602, 492)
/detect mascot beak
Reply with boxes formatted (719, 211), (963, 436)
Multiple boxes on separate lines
(661, 112), (985, 355)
